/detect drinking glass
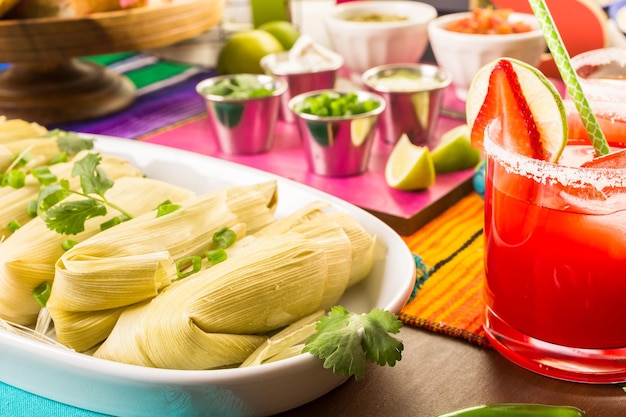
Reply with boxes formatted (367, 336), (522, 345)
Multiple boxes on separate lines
(566, 47), (626, 146)
(482, 129), (626, 383)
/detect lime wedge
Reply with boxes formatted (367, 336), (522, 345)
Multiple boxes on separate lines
(385, 134), (435, 190)
(431, 124), (482, 173)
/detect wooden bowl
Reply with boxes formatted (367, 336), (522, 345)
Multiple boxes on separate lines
(0, 0), (224, 125)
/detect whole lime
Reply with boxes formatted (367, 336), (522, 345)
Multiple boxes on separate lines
(258, 20), (301, 50)
(216, 30), (284, 75)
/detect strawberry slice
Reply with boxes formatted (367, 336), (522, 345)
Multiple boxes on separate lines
(470, 59), (549, 160)
(466, 58), (567, 163)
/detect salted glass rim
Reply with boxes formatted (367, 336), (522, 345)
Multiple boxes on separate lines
(484, 127), (626, 189)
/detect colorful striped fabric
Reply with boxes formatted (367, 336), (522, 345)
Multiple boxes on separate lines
(52, 52), (216, 139)
(400, 192), (491, 348)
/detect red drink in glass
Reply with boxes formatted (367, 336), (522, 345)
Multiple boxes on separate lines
(567, 48), (626, 145)
(483, 131), (626, 383)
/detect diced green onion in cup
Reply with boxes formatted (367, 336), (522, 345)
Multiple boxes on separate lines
(202, 74), (275, 99)
(293, 91), (380, 117)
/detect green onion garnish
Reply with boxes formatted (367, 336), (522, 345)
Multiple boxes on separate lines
(62, 239), (78, 251)
(100, 214), (129, 231)
(12, 151), (32, 167)
(31, 166), (58, 186)
(7, 220), (21, 232)
(27, 200), (38, 217)
(175, 255), (202, 278)
(156, 200), (181, 218)
(3, 170), (26, 189)
(212, 227), (237, 249)
(33, 281), (52, 308)
(49, 152), (68, 165)
(206, 248), (227, 265)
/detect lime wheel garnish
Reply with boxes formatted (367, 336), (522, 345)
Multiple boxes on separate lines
(465, 57), (567, 163)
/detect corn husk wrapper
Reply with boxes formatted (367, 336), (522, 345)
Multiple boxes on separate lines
(0, 176), (195, 326)
(0, 118), (47, 143)
(1, 135), (75, 172)
(0, 119), (47, 168)
(240, 310), (325, 367)
(95, 233), (329, 369)
(255, 203), (376, 289)
(94, 202), (376, 370)
(0, 151), (139, 240)
(49, 181), (278, 352)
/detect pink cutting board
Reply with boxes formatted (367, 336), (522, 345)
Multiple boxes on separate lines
(143, 86), (475, 236)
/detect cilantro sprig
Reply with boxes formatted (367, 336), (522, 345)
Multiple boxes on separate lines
(37, 153), (134, 235)
(303, 306), (404, 380)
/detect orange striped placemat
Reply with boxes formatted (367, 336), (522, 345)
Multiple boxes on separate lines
(399, 192), (491, 348)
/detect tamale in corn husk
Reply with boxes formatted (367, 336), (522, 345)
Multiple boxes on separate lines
(255, 203), (377, 293)
(0, 176), (195, 326)
(240, 310), (325, 367)
(94, 204), (376, 370)
(48, 181), (279, 352)
(94, 233), (330, 369)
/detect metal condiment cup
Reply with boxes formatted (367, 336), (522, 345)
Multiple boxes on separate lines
(196, 74), (287, 154)
(289, 89), (386, 177)
(261, 51), (343, 123)
(362, 63), (452, 147)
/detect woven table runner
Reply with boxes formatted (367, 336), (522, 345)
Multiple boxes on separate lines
(400, 192), (490, 348)
(52, 52), (215, 139)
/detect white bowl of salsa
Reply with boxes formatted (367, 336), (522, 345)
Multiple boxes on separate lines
(428, 8), (546, 101)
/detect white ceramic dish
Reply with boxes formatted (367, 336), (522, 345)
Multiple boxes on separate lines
(0, 136), (416, 417)
(324, 1), (437, 77)
(428, 11), (546, 101)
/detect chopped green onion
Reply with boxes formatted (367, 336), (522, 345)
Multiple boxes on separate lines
(205, 248), (227, 265)
(7, 220), (21, 232)
(212, 227), (237, 249)
(27, 200), (38, 217)
(31, 166), (58, 186)
(12, 151), (32, 167)
(2, 170), (26, 189)
(49, 152), (68, 165)
(33, 281), (52, 308)
(156, 200), (181, 217)
(175, 255), (202, 278)
(62, 239), (78, 251)
(100, 214), (129, 231)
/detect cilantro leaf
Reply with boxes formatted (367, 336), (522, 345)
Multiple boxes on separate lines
(48, 130), (95, 155)
(38, 183), (72, 213)
(303, 306), (403, 380)
(71, 153), (114, 197)
(37, 152), (134, 235)
(42, 199), (107, 235)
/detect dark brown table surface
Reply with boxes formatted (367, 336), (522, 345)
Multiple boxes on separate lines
(276, 327), (625, 417)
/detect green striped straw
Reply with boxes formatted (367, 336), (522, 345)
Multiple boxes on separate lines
(528, 0), (610, 156)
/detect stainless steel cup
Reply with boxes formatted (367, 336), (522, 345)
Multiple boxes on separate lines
(362, 63), (452, 148)
(196, 74), (287, 154)
(261, 51), (343, 123)
(289, 89), (386, 177)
